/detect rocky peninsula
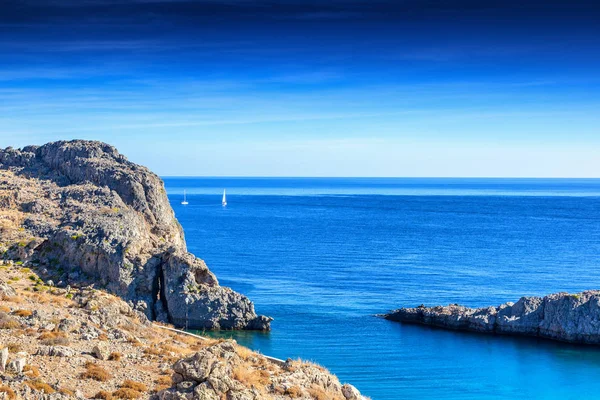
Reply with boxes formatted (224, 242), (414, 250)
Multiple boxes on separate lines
(384, 291), (600, 344)
(0, 140), (270, 331)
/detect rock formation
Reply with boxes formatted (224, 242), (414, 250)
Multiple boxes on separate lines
(384, 291), (600, 344)
(0, 140), (271, 330)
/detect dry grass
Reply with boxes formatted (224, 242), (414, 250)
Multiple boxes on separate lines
(160, 342), (191, 356)
(0, 385), (16, 400)
(307, 385), (344, 400)
(39, 331), (70, 346)
(121, 380), (148, 392)
(109, 351), (122, 361)
(12, 308), (32, 317)
(112, 388), (143, 399)
(235, 345), (255, 360)
(25, 380), (56, 394)
(23, 365), (41, 378)
(232, 366), (270, 390)
(0, 305), (11, 313)
(0, 312), (21, 329)
(81, 362), (112, 382)
(59, 388), (76, 396)
(93, 390), (114, 399)
(154, 375), (172, 392)
(1, 295), (23, 304)
(285, 386), (302, 398)
(4, 343), (20, 353)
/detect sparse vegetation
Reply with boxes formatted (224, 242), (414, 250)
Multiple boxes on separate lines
(12, 308), (32, 317)
(112, 388), (143, 399)
(93, 390), (114, 400)
(39, 331), (70, 346)
(0, 385), (16, 400)
(121, 380), (148, 392)
(0, 312), (21, 329)
(109, 351), (123, 361)
(81, 362), (111, 382)
(25, 380), (56, 394)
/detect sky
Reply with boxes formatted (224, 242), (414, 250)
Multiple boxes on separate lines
(1, 0), (599, 177)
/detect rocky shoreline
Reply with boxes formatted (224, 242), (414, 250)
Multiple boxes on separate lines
(0, 140), (270, 331)
(384, 291), (600, 344)
(0, 265), (367, 399)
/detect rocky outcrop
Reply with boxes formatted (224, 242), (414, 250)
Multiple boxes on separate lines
(0, 265), (365, 400)
(384, 290), (600, 344)
(0, 140), (271, 330)
(155, 341), (367, 400)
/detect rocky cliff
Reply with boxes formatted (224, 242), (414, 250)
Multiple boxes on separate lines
(0, 140), (271, 330)
(384, 291), (600, 344)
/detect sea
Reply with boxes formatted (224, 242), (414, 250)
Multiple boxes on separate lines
(163, 177), (600, 400)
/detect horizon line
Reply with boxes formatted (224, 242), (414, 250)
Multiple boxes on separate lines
(159, 176), (600, 179)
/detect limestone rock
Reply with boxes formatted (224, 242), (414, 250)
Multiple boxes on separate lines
(0, 279), (16, 298)
(0, 140), (271, 331)
(0, 347), (8, 371)
(37, 345), (76, 357)
(92, 343), (110, 360)
(156, 341), (367, 400)
(384, 290), (600, 344)
(7, 357), (25, 374)
(342, 384), (362, 400)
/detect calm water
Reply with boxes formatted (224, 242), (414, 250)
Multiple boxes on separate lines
(164, 178), (600, 400)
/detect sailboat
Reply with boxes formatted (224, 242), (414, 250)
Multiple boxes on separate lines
(181, 190), (189, 205)
(222, 189), (227, 207)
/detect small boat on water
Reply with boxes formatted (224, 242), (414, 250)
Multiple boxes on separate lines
(222, 189), (227, 207)
(181, 190), (189, 205)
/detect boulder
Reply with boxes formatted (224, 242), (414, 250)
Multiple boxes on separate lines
(92, 343), (110, 360)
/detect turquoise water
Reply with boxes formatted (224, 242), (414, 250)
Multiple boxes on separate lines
(164, 178), (600, 400)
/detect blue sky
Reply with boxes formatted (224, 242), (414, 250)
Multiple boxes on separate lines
(1, 0), (599, 177)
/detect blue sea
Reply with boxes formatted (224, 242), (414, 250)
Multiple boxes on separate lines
(164, 178), (600, 400)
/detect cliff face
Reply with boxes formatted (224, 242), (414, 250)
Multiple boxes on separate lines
(0, 140), (271, 330)
(384, 291), (600, 344)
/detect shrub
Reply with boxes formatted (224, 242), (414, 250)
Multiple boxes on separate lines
(307, 386), (328, 400)
(0, 305), (10, 313)
(81, 363), (111, 382)
(109, 352), (122, 361)
(13, 309), (32, 317)
(285, 385), (302, 398)
(25, 380), (56, 394)
(6, 343), (21, 352)
(121, 380), (147, 392)
(60, 388), (76, 396)
(93, 391), (114, 400)
(112, 388), (142, 399)
(23, 365), (41, 378)
(154, 375), (172, 391)
(0, 386), (16, 400)
(39, 331), (70, 346)
(0, 312), (21, 329)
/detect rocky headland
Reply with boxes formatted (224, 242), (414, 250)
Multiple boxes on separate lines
(0, 265), (367, 399)
(0, 140), (270, 331)
(384, 291), (600, 344)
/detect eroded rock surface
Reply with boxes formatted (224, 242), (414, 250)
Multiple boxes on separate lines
(0, 140), (271, 330)
(384, 291), (600, 344)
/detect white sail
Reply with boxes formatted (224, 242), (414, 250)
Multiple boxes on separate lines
(181, 190), (189, 205)
(222, 189), (227, 206)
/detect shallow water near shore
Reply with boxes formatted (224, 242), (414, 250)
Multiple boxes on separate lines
(164, 178), (600, 400)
